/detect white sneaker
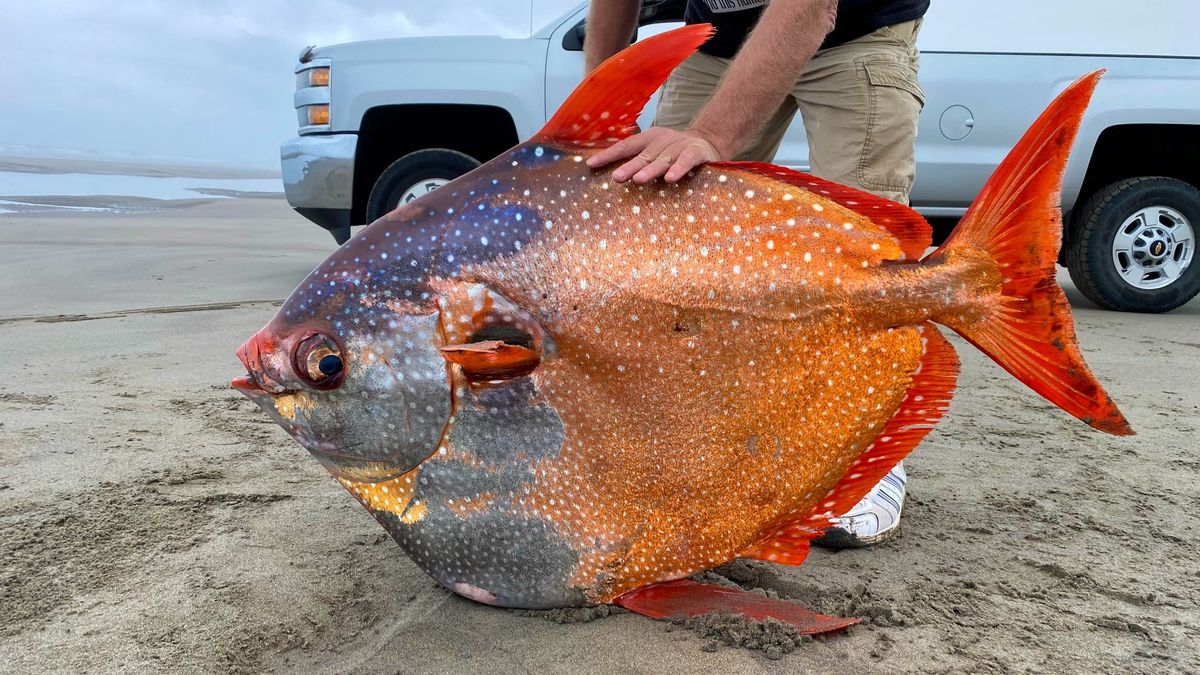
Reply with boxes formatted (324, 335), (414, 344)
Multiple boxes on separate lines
(813, 463), (906, 549)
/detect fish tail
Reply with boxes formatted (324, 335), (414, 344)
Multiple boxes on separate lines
(930, 70), (1132, 436)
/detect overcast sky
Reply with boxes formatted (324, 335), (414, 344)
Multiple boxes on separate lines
(11, 1), (1196, 170)
(7, 1), (581, 169)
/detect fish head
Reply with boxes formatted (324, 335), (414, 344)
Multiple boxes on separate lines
(233, 202), (454, 482)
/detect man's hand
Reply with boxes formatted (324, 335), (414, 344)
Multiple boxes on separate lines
(586, 127), (724, 184)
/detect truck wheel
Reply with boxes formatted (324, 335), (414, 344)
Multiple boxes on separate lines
(365, 149), (480, 224)
(1066, 177), (1200, 313)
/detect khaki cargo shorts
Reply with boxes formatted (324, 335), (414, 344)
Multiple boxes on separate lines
(655, 19), (924, 204)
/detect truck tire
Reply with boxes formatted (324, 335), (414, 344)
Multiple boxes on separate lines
(1066, 177), (1200, 313)
(364, 149), (480, 225)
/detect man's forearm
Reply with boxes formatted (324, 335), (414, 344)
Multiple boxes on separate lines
(584, 0), (642, 73)
(689, 0), (837, 158)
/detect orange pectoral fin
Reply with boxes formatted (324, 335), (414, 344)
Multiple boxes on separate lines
(615, 579), (859, 635)
(440, 340), (540, 382)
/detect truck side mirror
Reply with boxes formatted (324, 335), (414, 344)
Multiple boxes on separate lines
(562, 21), (586, 51)
(561, 20), (638, 52)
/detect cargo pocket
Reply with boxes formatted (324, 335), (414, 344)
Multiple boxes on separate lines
(856, 58), (925, 197)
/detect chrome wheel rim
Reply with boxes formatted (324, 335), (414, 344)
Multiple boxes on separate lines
(400, 178), (449, 205)
(1111, 205), (1194, 290)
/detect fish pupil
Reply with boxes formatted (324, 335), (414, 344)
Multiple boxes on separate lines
(318, 354), (343, 376)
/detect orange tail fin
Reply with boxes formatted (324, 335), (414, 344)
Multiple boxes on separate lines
(932, 71), (1132, 436)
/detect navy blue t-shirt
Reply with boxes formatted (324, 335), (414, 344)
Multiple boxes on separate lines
(684, 0), (930, 58)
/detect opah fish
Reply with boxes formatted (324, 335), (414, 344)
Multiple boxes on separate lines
(233, 25), (1130, 631)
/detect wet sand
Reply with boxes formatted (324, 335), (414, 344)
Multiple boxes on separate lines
(1, 198), (1197, 673)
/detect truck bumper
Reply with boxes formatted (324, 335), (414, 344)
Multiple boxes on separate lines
(280, 133), (356, 231)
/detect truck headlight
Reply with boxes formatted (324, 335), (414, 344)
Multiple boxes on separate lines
(309, 67), (330, 87)
(296, 66), (330, 89)
(295, 56), (332, 133)
(305, 104), (330, 126)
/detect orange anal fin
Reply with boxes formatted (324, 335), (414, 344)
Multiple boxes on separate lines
(535, 24), (714, 148)
(814, 325), (960, 520)
(615, 579), (859, 635)
(744, 325), (959, 562)
(743, 533), (813, 566)
(712, 161), (933, 260)
(440, 340), (540, 381)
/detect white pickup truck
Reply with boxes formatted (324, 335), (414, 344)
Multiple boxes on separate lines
(280, 0), (1200, 313)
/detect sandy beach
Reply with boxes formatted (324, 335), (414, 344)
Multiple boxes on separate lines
(1, 195), (1198, 674)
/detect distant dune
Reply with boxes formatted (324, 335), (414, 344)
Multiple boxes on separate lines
(0, 153), (282, 214)
(0, 153), (279, 180)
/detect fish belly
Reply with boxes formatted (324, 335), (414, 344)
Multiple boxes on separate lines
(531, 310), (928, 602)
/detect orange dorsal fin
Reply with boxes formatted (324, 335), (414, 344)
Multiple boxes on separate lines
(743, 325), (959, 564)
(713, 161), (933, 260)
(930, 70), (1132, 436)
(535, 24), (715, 148)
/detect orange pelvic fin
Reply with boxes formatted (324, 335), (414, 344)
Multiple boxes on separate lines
(713, 161), (933, 260)
(615, 579), (859, 635)
(535, 24), (714, 148)
(743, 325), (959, 564)
(931, 70), (1132, 436)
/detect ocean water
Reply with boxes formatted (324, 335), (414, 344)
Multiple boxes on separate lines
(0, 171), (282, 213)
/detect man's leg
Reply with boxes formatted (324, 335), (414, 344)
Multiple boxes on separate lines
(794, 19), (923, 203)
(794, 19), (924, 547)
(654, 52), (798, 162)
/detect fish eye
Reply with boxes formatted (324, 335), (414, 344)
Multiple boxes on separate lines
(294, 334), (344, 389)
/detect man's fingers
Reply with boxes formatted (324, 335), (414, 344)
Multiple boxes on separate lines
(631, 154), (675, 184)
(587, 127), (668, 168)
(663, 145), (709, 183)
(613, 155), (652, 183)
(586, 135), (645, 168)
(614, 134), (674, 183)
(588, 128), (720, 183)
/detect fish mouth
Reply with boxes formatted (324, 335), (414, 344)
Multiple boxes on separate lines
(233, 333), (288, 395)
(230, 374), (266, 393)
